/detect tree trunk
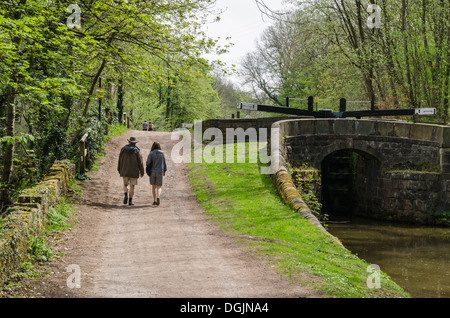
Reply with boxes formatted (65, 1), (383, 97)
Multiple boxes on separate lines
(117, 79), (124, 123)
(1, 0), (27, 211)
(165, 85), (173, 122)
(401, 0), (416, 107)
(1, 78), (18, 209)
(82, 58), (107, 117)
(443, 3), (450, 124)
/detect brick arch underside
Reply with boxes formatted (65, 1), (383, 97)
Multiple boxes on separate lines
(314, 139), (383, 169)
(318, 142), (383, 217)
(286, 134), (440, 171)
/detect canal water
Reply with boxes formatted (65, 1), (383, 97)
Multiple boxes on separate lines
(326, 216), (450, 298)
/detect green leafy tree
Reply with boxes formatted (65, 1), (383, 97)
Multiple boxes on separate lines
(0, 0), (224, 210)
(0, 0), (89, 207)
(252, 0), (449, 120)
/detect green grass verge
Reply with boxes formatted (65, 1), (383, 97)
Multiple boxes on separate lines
(106, 123), (130, 139)
(188, 142), (410, 298)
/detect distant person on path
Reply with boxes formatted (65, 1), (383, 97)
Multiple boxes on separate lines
(142, 120), (149, 131)
(118, 137), (145, 206)
(148, 121), (153, 131)
(146, 141), (167, 206)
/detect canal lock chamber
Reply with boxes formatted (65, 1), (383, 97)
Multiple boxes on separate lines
(320, 149), (381, 222)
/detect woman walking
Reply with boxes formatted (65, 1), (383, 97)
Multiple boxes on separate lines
(146, 142), (167, 206)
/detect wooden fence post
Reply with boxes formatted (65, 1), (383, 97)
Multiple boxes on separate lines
(105, 108), (110, 135)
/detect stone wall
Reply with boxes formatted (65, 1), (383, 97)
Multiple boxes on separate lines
(275, 118), (450, 225)
(365, 172), (448, 225)
(271, 157), (343, 246)
(280, 119), (443, 171)
(0, 160), (74, 286)
(201, 116), (307, 143)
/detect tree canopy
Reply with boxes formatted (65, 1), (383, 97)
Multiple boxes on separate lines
(0, 0), (234, 210)
(242, 0), (449, 116)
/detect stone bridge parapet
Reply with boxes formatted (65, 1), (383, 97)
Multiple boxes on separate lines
(274, 118), (450, 224)
(277, 118), (447, 170)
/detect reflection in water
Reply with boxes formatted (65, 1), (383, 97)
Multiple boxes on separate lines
(326, 216), (450, 298)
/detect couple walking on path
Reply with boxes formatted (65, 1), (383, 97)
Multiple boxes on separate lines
(117, 136), (167, 206)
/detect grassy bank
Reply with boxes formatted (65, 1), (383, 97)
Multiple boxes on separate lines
(188, 142), (409, 298)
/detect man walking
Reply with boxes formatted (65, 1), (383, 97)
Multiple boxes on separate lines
(142, 120), (149, 131)
(118, 136), (145, 206)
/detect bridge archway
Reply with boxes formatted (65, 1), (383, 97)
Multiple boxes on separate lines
(321, 148), (381, 220)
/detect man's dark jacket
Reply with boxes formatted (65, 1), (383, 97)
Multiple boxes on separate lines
(118, 144), (145, 178)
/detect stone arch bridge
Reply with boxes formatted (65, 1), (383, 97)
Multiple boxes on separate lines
(202, 117), (450, 225)
(274, 118), (450, 224)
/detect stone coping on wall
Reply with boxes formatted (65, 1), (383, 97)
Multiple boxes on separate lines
(270, 120), (344, 247)
(275, 118), (450, 146)
(0, 160), (74, 286)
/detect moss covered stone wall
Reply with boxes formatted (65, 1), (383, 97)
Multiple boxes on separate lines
(0, 160), (74, 286)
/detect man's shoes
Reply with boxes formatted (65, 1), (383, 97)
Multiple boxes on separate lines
(156, 198), (160, 206)
(153, 201), (157, 205)
(123, 193), (128, 205)
(128, 198), (134, 206)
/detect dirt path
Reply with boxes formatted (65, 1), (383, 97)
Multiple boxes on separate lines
(28, 130), (322, 298)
